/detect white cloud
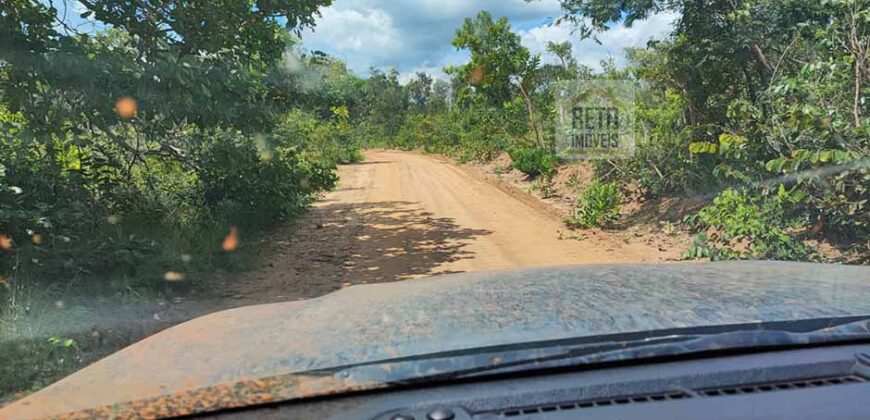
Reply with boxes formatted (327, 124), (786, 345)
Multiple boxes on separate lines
(518, 12), (678, 70)
(406, 0), (561, 20)
(597, 12), (678, 50)
(303, 0), (563, 76)
(304, 7), (404, 71)
(398, 52), (469, 83)
(301, 1), (677, 80)
(518, 24), (575, 62)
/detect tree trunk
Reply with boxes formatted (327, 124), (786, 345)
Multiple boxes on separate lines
(855, 55), (863, 128)
(517, 81), (543, 148)
(848, 4), (865, 127)
(749, 43), (773, 77)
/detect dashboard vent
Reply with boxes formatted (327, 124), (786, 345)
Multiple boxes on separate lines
(496, 391), (692, 417)
(484, 375), (867, 417)
(697, 375), (866, 397)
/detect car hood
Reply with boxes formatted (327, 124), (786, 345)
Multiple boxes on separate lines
(5, 261), (870, 418)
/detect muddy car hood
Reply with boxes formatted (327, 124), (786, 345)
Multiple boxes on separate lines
(5, 261), (870, 418)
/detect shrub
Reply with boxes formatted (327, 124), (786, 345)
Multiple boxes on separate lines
(384, 106), (508, 163)
(0, 120), (341, 298)
(567, 181), (621, 228)
(192, 129), (338, 228)
(594, 87), (720, 197)
(274, 109), (362, 165)
(682, 186), (813, 261)
(532, 173), (556, 198)
(508, 147), (556, 177)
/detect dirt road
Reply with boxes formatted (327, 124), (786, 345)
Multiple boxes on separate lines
(0, 150), (681, 403)
(218, 150), (670, 305)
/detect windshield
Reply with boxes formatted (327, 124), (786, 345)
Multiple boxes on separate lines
(1, 0), (868, 413)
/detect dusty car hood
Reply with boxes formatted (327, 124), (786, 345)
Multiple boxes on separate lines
(5, 261), (870, 418)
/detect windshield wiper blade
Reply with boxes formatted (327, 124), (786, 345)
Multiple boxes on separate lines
(461, 327), (870, 379)
(324, 318), (870, 384)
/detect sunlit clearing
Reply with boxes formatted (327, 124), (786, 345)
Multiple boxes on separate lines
(114, 97), (137, 119)
(163, 271), (186, 282)
(180, 254), (193, 263)
(0, 234), (12, 250)
(223, 227), (239, 251)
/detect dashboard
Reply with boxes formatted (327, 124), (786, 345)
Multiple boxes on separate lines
(203, 343), (870, 419)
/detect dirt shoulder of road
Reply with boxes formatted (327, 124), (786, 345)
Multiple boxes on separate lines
(455, 151), (699, 262)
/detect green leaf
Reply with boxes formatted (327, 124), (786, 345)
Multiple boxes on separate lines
(766, 157), (788, 173)
(819, 150), (833, 163)
(689, 141), (718, 154)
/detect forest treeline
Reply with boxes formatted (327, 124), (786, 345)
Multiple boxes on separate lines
(1, 0), (868, 308)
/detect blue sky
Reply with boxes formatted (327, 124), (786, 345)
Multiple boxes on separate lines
(299, 0), (678, 82)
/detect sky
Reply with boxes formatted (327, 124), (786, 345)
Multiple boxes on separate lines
(299, 0), (678, 82)
(48, 0), (678, 84)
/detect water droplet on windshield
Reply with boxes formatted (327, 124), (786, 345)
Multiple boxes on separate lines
(223, 227), (239, 251)
(163, 271), (186, 282)
(0, 234), (13, 250)
(114, 97), (137, 119)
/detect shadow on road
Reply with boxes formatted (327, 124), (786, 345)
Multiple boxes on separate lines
(216, 200), (493, 305)
(334, 200), (492, 283)
(301, 200), (491, 284)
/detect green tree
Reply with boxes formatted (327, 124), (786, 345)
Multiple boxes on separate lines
(430, 80), (452, 113)
(406, 72), (435, 114)
(546, 41), (579, 78)
(0, 0), (334, 171)
(0, 0), (346, 294)
(363, 68), (409, 137)
(447, 11), (535, 108)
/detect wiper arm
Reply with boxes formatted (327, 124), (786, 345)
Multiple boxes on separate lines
(460, 321), (870, 380)
(321, 317), (870, 384)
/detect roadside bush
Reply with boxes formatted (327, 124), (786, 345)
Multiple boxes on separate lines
(192, 129), (338, 228)
(508, 147), (556, 177)
(532, 173), (556, 198)
(0, 336), (83, 400)
(383, 104), (508, 163)
(683, 186), (813, 261)
(274, 109), (362, 165)
(0, 119), (341, 301)
(567, 181), (621, 228)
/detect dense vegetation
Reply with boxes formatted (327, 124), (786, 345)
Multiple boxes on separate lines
(3, 1), (865, 298)
(0, 1), (372, 328)
(0, 0), (379, 398)
(345, 1), (868, 263)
